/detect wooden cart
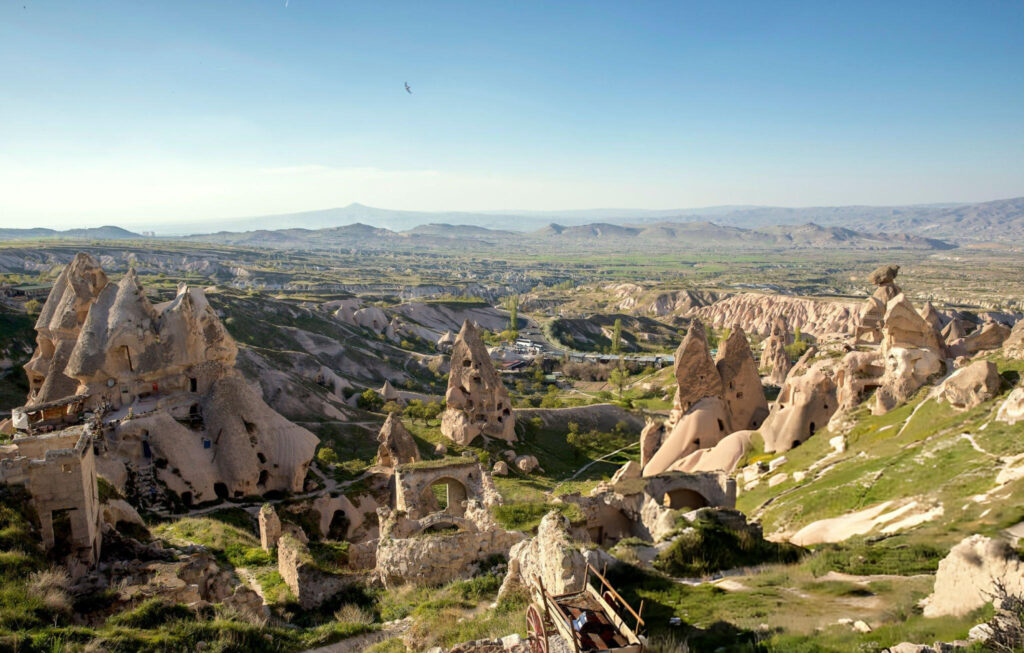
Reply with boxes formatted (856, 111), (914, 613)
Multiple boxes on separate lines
(526, 564), (645, 653)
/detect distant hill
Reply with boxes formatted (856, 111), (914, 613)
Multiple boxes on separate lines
(0, 226), (140, 241)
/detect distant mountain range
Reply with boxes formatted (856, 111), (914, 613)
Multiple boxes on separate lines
(1, 196), (1022, 248)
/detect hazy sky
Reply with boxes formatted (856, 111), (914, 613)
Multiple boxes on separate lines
(1, 1), (1023, 230)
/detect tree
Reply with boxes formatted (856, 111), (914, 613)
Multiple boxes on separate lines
(357, 388), (384, 412)
(611, 318), (623, 355)
(317, 447), (338, 466)
(505, 294), (519, 334)
(423, 400), (442, 423)
(382, 400), (403, 414)
(24, 299), (41, 315)
(609, 366), (627, 397)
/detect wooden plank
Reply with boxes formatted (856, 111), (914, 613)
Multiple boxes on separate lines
(586, 564), (645, 627)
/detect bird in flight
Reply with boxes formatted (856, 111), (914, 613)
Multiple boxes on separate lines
(404, 82), (412, 94)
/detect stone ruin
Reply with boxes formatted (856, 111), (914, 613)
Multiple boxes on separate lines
(441, 320), (516, 445)
(0, 426), (101, 570)
(641, 319), (768, 476)
(9, 253), (318, 508)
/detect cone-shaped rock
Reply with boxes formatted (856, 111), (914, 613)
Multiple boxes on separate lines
(377, 413), (420, 468)
(23, 253), (108, 405)
(441, 320), (516, 445)
(670, 318), (723, 419)
(716, 326), (769, 430)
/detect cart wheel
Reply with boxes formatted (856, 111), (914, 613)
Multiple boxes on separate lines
(526, 604), (549, 653)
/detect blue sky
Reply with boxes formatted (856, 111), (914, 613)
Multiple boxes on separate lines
(1, 1), (1022, 229)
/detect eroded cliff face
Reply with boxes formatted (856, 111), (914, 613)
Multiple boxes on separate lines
(695, 293), (860, 340)
(19, 256), (318, 502)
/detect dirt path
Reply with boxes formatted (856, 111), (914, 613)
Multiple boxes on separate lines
(303, 617), (412, 653)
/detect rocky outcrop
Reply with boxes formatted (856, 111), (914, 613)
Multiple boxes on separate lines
(760, 318), (792, 387)
(376, 413), (421, 468)
(696, 293), (860, 340)
(19, 256), (318, 501)
(854, 264), (903, 345)
(882, 294), (944, 352)
(716, 327), (770, 430)
(278, 534), (362, 609)
(949, 322), (1012, 358)
(942, 318), (968, 345)
(23, 253), (108, 405)
(644, 321), (767, 475)
(498, 511), (587, 600)
(760, 351), (838, 453)
(936, 361), (1002, 410)
(997, 386), (1024, 425)
(441, 321), (515, 445)
(670, 430), (756, 474)
(1004, 321), (1024, 359)
(874, 346), (944, 414)
(922, 535), (1024, 618)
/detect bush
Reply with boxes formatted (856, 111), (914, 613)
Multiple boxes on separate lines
(655, 512), (804, 577)
(358, 389), (384, 411)
(107, 598), (194, 628)
(803, 538), (945, 576)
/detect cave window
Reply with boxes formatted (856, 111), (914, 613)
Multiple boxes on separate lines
(214, 482), (228, 499)
(462, 359), (472, 367)
(717, 419), (725, 432)
(809, 422), (816, 436)
(189, 377), (197, 392)
(181, 492), (193, 507)
(243, 420), (256, 435)
(257, 452), (267, 464)
(257, 470), (269, 487)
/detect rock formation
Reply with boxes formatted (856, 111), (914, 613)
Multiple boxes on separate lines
(996, 386), (1024, 425)
(695, 294), (859, 340)
(882, 294), (944, 352)
(23, 253), (108, 405)
(760, 318), (792, 387)
(376, 413), (421, 468)
(948, 321), (1012, 358)
(441, 320), (515, 445)
(15, 256), (318, 503)
(922, 534), (1024, 617)
(498, 511), (587, 600)
(259, 504), (282, 551)
(942, 318), (968, 345)
(716, 327), (770, 430)
(854, 264), (903, 345)
(759, 351), (839, 452)
(935, 361), (1002, 410)
(1004, 321), (1024, 359)
(643, 320), (767, 475)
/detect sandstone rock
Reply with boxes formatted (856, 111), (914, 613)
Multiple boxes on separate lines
(883, 294), (944, 352)
(949, 322), (1012, 357)
(942, 318), (968, 345)
(23, 253), (108, 405)
(760, 318), (792, 387)
(378, 379), (402, 403)
(376, 413), (421, 468)
(696, 294), (859, 340)
(610, 461), (642, 483)
(868, 264), (900, 286)
(760, 354), (838, 453)
(493, 461), (509, 476)
(1004, 321), (1024, 359)
(499, 511), (587, 600)
(852, 620), (872, 633)
(515, 455), (539, 474)
(644, 397), (731, 476)
(996, 386), (1024, 425)
(278, 534), (363, 608)
(922, 534), (1024, 617)
(20, 258), (318, 501)
(434, 443), (448, 456)
(101, 499), (144, 529)
(768, 473), (788, 487)
(259, 504), (282, 551)
(919, 302), (945, 331)
(936, 361), (1001, 410)
(715, 326), (769, 430)
(441, 321), (515, 445)
(639, 419), (665, 468)
(669, 430), (754, 474)
(670, 319), (722, 417)
(875, 346), (943, 414)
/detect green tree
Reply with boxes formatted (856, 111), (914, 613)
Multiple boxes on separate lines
(609, 366), (627, 397)
(357, 388), (384, 412)
(611, 318), (623, 355)
(423, 400), (442, 423)
(317, 447), (338, 466)
(24, 299), (41, 315)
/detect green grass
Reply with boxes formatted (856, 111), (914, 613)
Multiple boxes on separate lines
(802, 537), (945, 577)
(491, 502), (585, 532)
(152, 517), (274, 568)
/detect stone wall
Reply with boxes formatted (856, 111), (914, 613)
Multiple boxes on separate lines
(376, 526), (524, 588)
(394, 459), (492, 519)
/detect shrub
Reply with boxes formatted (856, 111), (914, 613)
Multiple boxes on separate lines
(107, 598), (194, 628)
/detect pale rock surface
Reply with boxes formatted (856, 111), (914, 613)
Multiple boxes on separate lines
(695, 293), (860, 340)
(100, 499), (144, 529)
(669, 430), (755, 474)
(936, 361), (1002, 410)
(760, 318), (792, 387)
(639, 419), (665, 469)
(942, 318), (968, 345)
(441, 320), (516, 445)
(949, 322), (1012, 357)
(883, 294), (945, 352)
(644, 396), (731, 476)
(515, 455), (539, 474)
(922, 534), (1024, 617)
(874, 346), (943, 414)
(610, 460), (642, 483)
(760, 352), (838, 453)
(493, 461), (509, 476)
(715, 326), (770, 430)
(259, 504), (282, 551)
(498, 511), (587, 600)
(23, 253), (108, 404)
(996, 386), (1024, 425)
(1003, 321), (1024, 359)
(376, 413), (421, 468)
(668, 318), (722, 418)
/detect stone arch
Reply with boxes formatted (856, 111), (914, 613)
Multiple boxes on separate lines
(663, 488), (709, 511)
(422, 476), (469, 517)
